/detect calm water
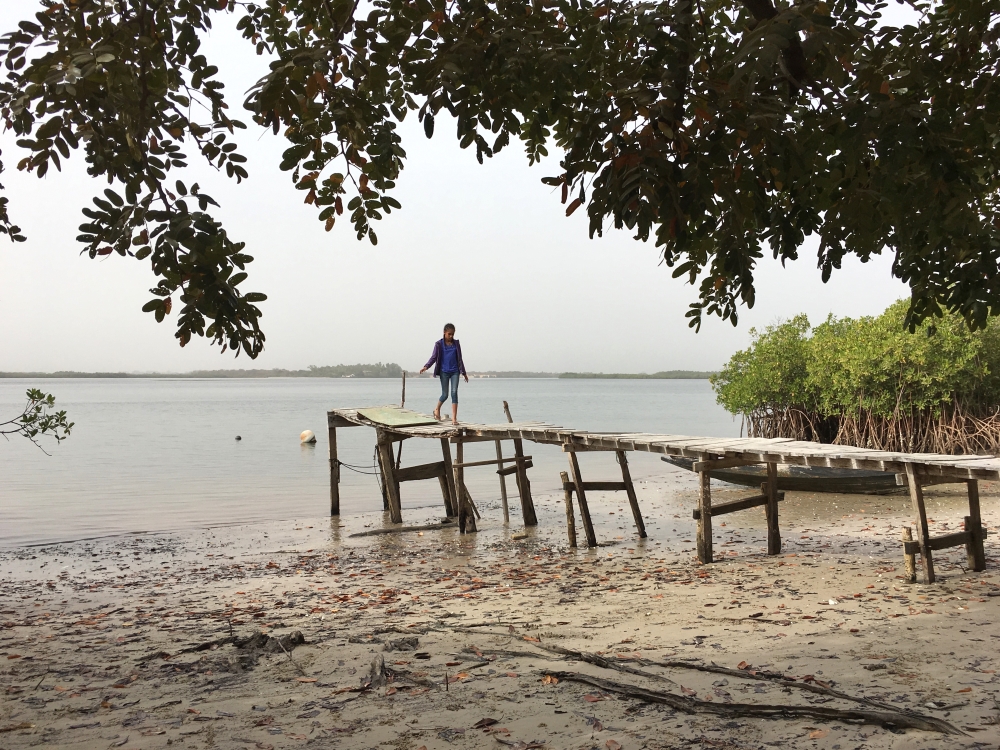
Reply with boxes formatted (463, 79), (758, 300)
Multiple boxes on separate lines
(0, 378), (738, 546)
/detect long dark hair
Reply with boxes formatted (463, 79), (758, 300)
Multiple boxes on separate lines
(443, 323), (456, 333)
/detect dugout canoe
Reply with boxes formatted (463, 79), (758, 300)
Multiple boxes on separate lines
(660, 455), (903, 494)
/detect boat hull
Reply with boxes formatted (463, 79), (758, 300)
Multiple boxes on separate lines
(660, 456), (903, 494)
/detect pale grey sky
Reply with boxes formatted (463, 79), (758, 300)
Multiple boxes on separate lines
(0, 1), (910, 373)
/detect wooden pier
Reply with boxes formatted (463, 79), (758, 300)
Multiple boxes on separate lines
(328, 406), (998, 584)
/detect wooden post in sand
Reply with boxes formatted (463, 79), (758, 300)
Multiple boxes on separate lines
(503, 401), (537, 526)
(616, 451), (646, 539)
(453, 440), (477, 533)
(328, 424), (340, 516)
(905, 464), (935, 584)
(376, 429), (403, 524)
(439, 438), (458, 518)
(375, 440), (391, 511)
(697, 463), (713, 564)
(495, 440), (510, 524)
(966, 479), (987, 572)
(560, 471), (577, 548)
(902, 526), (917, 583)
(567, 450), (598, 548)
(765, 462), (781, 555)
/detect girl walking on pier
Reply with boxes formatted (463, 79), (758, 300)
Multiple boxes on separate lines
(420, 323), (468, 424)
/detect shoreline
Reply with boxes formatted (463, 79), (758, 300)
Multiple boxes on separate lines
(3, 481), (1000, 749)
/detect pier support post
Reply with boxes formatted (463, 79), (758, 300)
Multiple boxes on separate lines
(616, 451), (646, 539)
(375, 441), (391, 511)
(439, 438), (458, 518)
(503, 402), (537, 526)
(454, 440), (477, 533)
(329, 425), (340, 516)
(765, 462), (781, 555)
(905, 464), (935, 584)
(697, 463), (713, 564)
(560, 471), (577, 548)
(495, 440), (510, 524)
(966, 479), (986, 572)
(377, 429), (403, 524)
(902, 526), (917, 583)
(567, 450), (598, 548)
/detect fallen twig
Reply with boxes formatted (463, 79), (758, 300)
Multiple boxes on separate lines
(173, 635), (236, 656)
(275, 635), (308, 677)
(542, 670), (962, 735)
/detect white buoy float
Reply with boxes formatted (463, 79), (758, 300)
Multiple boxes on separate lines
(300, 430), (317, 444)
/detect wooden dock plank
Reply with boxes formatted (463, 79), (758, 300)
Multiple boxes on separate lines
(329, 407), (1000, 485)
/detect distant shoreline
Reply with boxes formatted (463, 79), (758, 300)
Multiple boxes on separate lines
(1, 368), (716, 380)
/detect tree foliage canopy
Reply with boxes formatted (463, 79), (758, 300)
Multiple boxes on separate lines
(711, 301), (1000, 452)
(1, 0), (998, 356)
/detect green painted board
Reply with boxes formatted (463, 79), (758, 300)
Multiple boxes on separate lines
(357, 406), (439, 428)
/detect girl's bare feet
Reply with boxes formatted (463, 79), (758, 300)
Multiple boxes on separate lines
(451, 419), (459, 426)
(433, 408), (442, 421)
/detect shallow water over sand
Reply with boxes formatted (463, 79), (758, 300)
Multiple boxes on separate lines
(0, 378), (738, 547)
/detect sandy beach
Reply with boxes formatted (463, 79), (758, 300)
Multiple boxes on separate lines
(3, 474), (1000, 750)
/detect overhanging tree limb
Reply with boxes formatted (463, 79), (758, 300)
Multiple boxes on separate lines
(0, 0), (998, 351)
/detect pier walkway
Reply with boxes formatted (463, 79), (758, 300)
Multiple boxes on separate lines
(328, 405), (998, 584)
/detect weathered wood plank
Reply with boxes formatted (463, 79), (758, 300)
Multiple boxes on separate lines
(562, 481), (629, 492)
(396, 461), (447, 483)
(497, 460), (534, 476)
(327, 412), (360, 428)
(903, 526), (987, 554)
(452, 455), (532, 469)
(691, 491), (785, 520)
(693, 457), (765, 472)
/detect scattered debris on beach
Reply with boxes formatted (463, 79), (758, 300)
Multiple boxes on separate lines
(2, 482), (1000, 749)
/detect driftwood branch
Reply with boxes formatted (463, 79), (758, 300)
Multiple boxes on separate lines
(530, 643), (678, 687)
(647, 656), (902, 714)
(534, 643), (951, 726)
(349, 521), (456, 538)
(542, 671), (962, 735)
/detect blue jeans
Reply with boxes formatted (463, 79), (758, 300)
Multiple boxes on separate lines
(438, 372), (460, 404)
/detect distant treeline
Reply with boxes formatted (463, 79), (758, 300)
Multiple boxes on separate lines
(2, 365), (713, 379)
(558, 370), (714, 379)
(1, 363), (405, 379)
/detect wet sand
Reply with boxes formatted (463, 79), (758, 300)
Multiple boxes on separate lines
(3, 473), (1000, 749)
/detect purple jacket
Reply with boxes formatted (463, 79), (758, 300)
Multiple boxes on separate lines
(424, 339), (466, 377)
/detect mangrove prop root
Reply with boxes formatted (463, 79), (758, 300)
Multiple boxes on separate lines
(742, 402), (1000, 455)
(542, 670), (963, 735)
